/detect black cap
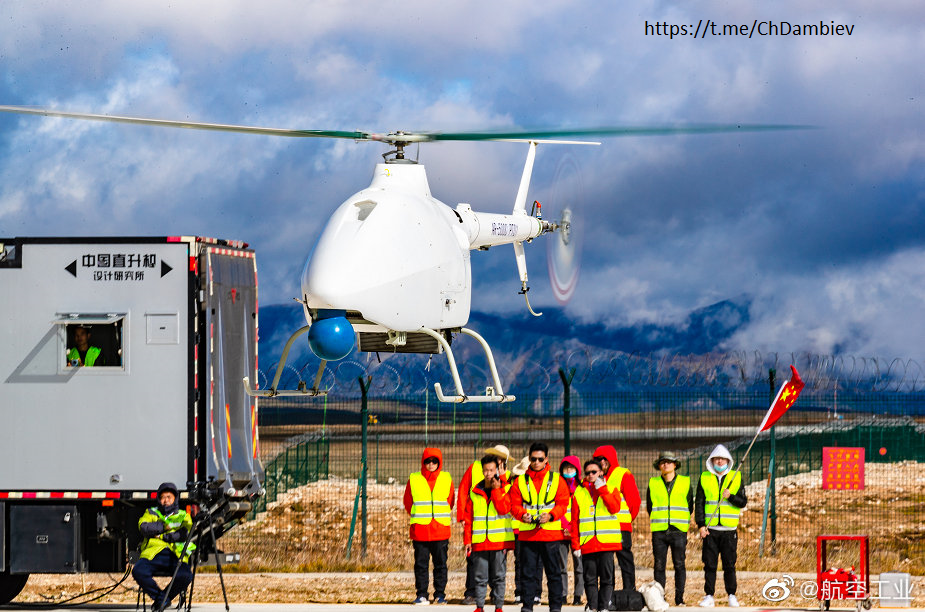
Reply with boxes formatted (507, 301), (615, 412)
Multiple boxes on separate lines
(157, 482), (179, 497)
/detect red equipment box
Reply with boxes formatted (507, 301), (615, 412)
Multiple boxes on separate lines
(816, 535), (871, 611)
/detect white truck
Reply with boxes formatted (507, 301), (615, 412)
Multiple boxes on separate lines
(0, 236), (262, 603)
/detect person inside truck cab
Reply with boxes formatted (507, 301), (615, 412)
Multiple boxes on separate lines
(132, 482), (194, 610)
(66, 325), (105, 367)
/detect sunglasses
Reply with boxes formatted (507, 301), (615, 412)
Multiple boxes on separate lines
(584, 471), (599, 476)
(529, 456), (546, 463)
(423, 458), (439, 465)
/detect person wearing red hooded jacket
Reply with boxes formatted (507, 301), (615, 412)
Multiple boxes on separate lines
(592, 445), (640, 594)
(570, 459), (623, 612)
(404, 448), (454, 605)
(509, 442), (570, 612)
(557, 456), (585, 606)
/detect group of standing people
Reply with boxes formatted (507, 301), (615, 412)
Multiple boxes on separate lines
(404, 442), (747, 612)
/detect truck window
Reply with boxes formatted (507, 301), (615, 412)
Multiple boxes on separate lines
(54, 314), (126, 368)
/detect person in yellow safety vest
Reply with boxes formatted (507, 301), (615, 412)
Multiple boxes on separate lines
(462, 454), (514, 612)
(508, 456), (534, 607)
(403, 447), (454, 605)
(695, 444), (747, 608)
(592, 445), (640, 594)
(131, 482), (194, 611)
(570, 459), (623, 612)
(646, 452), (693, 606)
(458, 445), (511, 606)
(509, 442), (570, 612)
(66, 325), (104, 366)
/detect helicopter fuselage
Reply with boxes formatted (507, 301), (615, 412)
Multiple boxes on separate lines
(301, 161), (545, 338)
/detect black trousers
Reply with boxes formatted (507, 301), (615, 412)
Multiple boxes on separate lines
(515, 538), (543, 598)
(465, 552), (476, 598)
(701, 529), (737, 596)
(582, 551), (615, 612)
(615, 530), (636, 590)
(132, 549), (193, 606)
(413, 539), (449, 600)
(652, 529), (687, 604)
(520, 540), (563, 612)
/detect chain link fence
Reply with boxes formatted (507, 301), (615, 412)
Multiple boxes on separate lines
(222, 375), (925, 576)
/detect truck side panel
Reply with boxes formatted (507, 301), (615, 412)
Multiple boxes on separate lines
(201, 248), (262, 494)
(0, 240), (192, 492)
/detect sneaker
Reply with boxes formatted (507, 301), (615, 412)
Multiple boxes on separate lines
(414, 596), (431, 605)
(727, 595), (739, 608)
(473, 608), (484, 612)
(699, 595), (715, 608)
(513, 596), (521, 604)
(434, 595), (447, 605)
(573, 597), (583, 606)
(462, 597), (477, 606)
(534, 596), (541, 604)
(675, 603), (686, 607)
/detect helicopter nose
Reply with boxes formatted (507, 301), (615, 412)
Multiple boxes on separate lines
(307, 311), (355, 361)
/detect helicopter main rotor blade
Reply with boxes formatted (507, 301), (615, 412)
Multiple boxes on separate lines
(0, 104), (810, 144)
(425, 124), (811, 141)
(0, 105), (370, 140)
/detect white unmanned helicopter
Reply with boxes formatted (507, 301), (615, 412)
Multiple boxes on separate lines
(0, 105), (796, 402)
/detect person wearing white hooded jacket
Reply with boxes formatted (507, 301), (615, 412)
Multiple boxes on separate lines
(694, 444), (747, 608)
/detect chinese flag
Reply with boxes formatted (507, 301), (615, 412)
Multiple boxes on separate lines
(758, 365), (805, 432)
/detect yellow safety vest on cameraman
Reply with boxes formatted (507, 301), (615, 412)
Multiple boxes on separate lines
(648, 474), (691, 532)
(139, 507), (195, 562)
(606, 466), (633, 525)
(574, 486), (622, 545)
(410, 471), (452, 526)
(700, 470), (742, 528)
(67, 346), (101, 367)
(470, 486), (514, 544)
(517, 471), (563, 532)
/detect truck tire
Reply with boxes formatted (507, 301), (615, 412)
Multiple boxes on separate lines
(0, 572), (28, 605)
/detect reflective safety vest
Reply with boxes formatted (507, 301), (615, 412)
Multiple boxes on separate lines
(648, 474), (691, 532)
(67, 346), (101, 367)
(139, 507), (195, 562)
(606, 466), (634, 525)
(517, 471), (563, 532)
(470, 486), (514, 544)
(700, 470), (742, 528)
(409, 471), (452, 526)
(573, 486), (622, 546)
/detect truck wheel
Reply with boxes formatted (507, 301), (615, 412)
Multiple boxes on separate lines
(0, 572), (28, 604)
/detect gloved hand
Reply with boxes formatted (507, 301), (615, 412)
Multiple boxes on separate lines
(140, 522), (166, 537)
(162, 530), (185, 543)
(594, 477), (606, 489)
(572, 549), (582, 559)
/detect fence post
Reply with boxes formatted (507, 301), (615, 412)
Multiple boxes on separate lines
(559, 367), (576, 456)
(768, 368), (777, 551)
(359, 375), (371, 559)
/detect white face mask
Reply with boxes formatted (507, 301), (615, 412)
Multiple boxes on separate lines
(562, 469), (577, 479)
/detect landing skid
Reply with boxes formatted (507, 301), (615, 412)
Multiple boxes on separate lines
(242, 325), (329, 397)
(420, 327), (516, 403)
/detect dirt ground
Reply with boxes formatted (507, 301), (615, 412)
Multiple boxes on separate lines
(18, 570), (925, 607)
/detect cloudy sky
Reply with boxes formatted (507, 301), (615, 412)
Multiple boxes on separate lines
(0, 1), (922, 359)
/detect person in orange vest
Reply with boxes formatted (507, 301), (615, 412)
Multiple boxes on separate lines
(404, 447), (454, 605)
(458, 445), (512, 606)
(509, 442), (570, 612)
(462, 454), (514, 612)
(592, 445), (640, 595)
(570, 459), (623, 612)
(557, 456), (585, 606)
